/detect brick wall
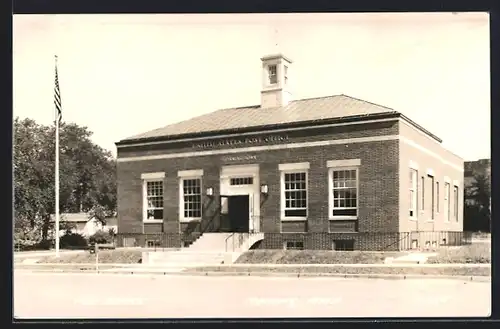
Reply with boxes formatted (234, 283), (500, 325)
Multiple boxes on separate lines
(117, 120), (400, 250)
(398, 120), (464, 233)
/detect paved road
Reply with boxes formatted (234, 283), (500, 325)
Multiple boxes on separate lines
(13, 271), (490, 319)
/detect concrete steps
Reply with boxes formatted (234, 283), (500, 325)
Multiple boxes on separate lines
(188, 233), (233, 251)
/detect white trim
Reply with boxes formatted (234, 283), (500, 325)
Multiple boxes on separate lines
(409, 160), (419, 170)
(326, 159), (361, 168)
(444, 176), (451, 183)
(141, 172), (165, 180)
(399, 118), (463, 160)
(278, 162), (310, 171)
(117, 117), (399, 148)
(328, 166), (359, 220)
(143, 219), (163, 224)
(399, 136), (463, 172)
(453, 180), (460, 187)
(179, 176), (203, 222)
(119, 134), (463, 172)
(409, 168), (418, 221)
(281, 217), (308, 222)
(178, 169), (204, 178)
(142, 179), (164, 222)
(221, 164), (259, 178)
(280, 168), (308, 221)
(179, 218), (202, 223)
(427, 168), (434, 176)
(118, 135), (399, 162)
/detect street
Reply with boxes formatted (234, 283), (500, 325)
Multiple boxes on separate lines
(13, 271), (490, 319)
(14, 272), (491, 318)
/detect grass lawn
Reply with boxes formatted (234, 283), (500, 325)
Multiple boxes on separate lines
(36, 249), (143, 264)
(427, 243), (491, 264)
(235, 250), (407, 264)
(185, 265), (490, 277)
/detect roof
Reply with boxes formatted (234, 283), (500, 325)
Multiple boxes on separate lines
(118, 94), (400, 143)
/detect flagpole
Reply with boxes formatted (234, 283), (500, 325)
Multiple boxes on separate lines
(55, 55), (60, 258)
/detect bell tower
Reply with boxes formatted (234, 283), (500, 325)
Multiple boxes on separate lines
(260, 54), (293, 108)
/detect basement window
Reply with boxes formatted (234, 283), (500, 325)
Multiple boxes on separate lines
(332, 239), (355, 251)
(146, 240), (161, 248)
(284, 241), (304, 250)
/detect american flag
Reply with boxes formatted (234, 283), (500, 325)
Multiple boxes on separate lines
(54, 55), (62, 123)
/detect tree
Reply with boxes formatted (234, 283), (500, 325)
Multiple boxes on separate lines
(13, 117), (116, 244)
(464, 173), (491, 232)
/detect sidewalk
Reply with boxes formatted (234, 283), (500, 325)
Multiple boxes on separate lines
(14, 267), (491, 282)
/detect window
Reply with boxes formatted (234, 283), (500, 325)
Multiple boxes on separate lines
(421, 176), (425, 210)
(284, 65), (288, 85)
(230, 177), (254, 186)
(182, 178), (202, 219)
(332, 240), (355, 251)
(436, 181), (440, 213)
(330, 168), (358, 218)
(268, 64), (277, 84)
(145, 181), (164, 220)
(428, 175), (435, 220)
(285, 241), (304, 250)
(444, 182), (451, 221)
(146, 240), (161, 248)
(283, 172), (307, 217)
(453, 186), (459, 221)
(409, 169), (418, 217)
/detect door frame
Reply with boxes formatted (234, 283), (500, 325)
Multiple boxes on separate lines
(220, 164), (260, 232)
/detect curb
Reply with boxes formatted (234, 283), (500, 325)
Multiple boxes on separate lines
(15, 268), (491, 282)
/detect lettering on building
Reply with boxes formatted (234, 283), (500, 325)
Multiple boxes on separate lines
(222, 155), (257, 162)
(192, 135), (289, 149)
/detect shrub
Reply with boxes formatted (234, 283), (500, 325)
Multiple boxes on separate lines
(60, 233), (88, 248)
(89, 230), (113, 245)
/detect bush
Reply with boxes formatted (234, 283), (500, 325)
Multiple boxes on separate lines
(89, 230), (113, 245)
(60, 233), (88, 249)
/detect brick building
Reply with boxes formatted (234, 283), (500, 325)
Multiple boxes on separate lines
(116, 54), (464, 251)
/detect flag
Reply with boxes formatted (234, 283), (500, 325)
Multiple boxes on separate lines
(54, 55), (62, 123)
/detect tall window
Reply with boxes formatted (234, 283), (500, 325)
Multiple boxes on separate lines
(331, 168), (358, 217)
(428, 175), (435, 220)
(409, 169), (418, 217)
(453, 186), (459, 221)
(421, 176), (425, 210)
(182, 178), (202, 219)
(436, 182), (440, 213)
(444, 182), (450, 221)
(284, 65), (288, 85)
(145, 181), (163, 220)
(268, 64), (277, 84)
(283, 172), (307, 217)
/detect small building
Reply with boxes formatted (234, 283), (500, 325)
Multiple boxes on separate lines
(115, 54), (464, 251)
(50, 212), (118, 237)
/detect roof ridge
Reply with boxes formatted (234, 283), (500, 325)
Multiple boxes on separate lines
(338, 94), (396, 111)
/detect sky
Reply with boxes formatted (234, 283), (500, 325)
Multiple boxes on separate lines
(13, 13), (490, 161)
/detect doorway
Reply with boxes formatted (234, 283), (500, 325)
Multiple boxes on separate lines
(220, 195), (250, 232)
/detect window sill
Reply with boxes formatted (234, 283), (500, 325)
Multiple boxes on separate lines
(329, 216), (357, 221)
(143, 219), (163, 223)
(409, 217), (418, 221)
(426, 219), (435, 223)
(281, 217), (307, 222)
(179, 218), (202, 223)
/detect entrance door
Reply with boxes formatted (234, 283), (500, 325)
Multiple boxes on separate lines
(227, 195), (250, 232)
